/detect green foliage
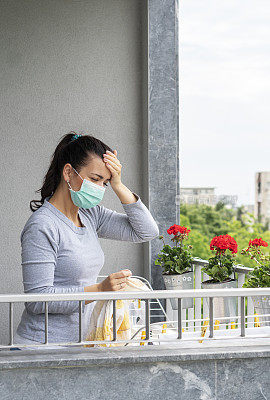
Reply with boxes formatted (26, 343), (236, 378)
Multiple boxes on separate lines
(202, 252), (236, 283)
(241, 244), (270, 288)
(180, 203), (270, 269)
(179, 203), (270, 287)
(180, 203), (234, 238)
(187, 230), (212, 261)
(154, 243), (193, 275)
(226, 219), (270, 268)
(242, 263), (270, 288)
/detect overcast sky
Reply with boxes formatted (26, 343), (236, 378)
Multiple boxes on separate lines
(179, 0), (270, 206)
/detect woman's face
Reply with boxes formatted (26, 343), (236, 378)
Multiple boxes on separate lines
(67, 155), (111, 191)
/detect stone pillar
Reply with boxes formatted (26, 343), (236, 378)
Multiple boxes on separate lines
(147, 0), (180, 315)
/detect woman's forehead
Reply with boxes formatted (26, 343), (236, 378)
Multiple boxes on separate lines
(83, 156), (111, 180)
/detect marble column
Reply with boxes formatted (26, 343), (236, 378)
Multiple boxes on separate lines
(146, 0), (180, 316)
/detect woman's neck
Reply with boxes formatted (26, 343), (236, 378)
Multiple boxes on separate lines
(48, 188), (83, 227)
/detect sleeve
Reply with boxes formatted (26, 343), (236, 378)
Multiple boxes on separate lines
(20, 217), (86, 315)
(94, 192), (160, 242)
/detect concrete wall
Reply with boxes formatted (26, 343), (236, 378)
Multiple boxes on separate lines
(0, 0), (148, 344)
(1, 345), (269, 399)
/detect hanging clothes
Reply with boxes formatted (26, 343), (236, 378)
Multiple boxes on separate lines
(84, 277), (151, 347)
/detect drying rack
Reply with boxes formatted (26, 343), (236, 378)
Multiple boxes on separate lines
(97, 275), (176, 346)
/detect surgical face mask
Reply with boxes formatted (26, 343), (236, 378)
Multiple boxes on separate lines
(67, 167), (105, 209)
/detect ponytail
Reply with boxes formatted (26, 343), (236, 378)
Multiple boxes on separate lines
(30, 131), (113, 212)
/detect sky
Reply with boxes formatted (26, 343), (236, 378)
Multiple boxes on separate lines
(179, 0), (270, 206)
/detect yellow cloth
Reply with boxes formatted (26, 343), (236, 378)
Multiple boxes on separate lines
(83, 277), (151, 347)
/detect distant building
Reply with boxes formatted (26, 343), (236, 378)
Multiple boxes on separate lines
(254, 171), (270, 228)
(180, 187), (238, 208)
(243, 204), (254, 215)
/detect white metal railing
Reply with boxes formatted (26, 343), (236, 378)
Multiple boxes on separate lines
(176, 258), (256, 332)
(1, 286), (270, 350)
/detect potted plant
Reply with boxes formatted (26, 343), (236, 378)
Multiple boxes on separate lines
(154, 224), (194, 310)
(241, 238), (270, 326)
(201, 234), (238, 323)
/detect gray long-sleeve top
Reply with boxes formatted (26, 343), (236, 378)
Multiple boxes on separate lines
(16, 192), (159, 344)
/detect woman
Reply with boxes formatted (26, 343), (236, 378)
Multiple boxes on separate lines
(13, 132), (159, 350)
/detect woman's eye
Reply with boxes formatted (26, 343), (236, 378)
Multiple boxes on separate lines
(92, 178), (108, 187)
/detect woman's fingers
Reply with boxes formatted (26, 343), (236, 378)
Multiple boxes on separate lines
(104, 160), (122, 173)
(103, 151), (122, 167)
(104, 156), (122, 169)
(114, 270), (132, 279)
(100, 269), (132, 292)
(106, 269), (132, 290)
(118, 279), (128, 285)
(106, 150), (117, 158)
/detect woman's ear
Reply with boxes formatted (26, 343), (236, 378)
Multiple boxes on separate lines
(63, 163), (73, 182)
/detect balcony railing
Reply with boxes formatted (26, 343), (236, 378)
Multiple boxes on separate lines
(1, 258), (268, 350)
(170, 257), (257, 332)
(1, 285), (270, 350)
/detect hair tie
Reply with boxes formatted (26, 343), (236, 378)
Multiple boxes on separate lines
(71, 134), (82, 142)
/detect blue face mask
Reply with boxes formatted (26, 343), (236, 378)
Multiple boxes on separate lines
(67, 167), (105, 209)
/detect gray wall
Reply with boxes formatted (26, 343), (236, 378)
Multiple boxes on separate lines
(0, 0), (148, 344)
(1, 346), (269, 399)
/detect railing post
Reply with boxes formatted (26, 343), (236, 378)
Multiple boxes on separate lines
(194, 262), (202, 332)
(238, 272), (245, 327)
(241, 296), (245, 337)
(202, 272), (210, 326)
(112, 300), (117, 341)
(177, 298), (182, 339)
(209, 297), (214, 338)
(44, 301), (48, 344)
(78, 300), (83, 343)
(145, 299), (150, 341)
(9, 302), (13, 346)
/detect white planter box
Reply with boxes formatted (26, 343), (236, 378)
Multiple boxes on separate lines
(163, 270), (194, 309)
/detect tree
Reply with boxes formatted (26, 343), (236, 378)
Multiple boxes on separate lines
(180, 203), (270, 268)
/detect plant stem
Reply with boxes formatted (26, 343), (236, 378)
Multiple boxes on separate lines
(247, 250), (261, 266)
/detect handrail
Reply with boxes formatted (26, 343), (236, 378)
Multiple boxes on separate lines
(1, 287), (269, 303)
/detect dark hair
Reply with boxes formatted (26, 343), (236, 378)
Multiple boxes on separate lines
(30, 131), (113, 212)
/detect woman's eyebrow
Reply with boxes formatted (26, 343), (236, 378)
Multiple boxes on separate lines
(91, 173), (110, 181)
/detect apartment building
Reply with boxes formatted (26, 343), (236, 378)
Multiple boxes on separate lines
(180, 187), (237, 208)
(254, 171), (270, 228)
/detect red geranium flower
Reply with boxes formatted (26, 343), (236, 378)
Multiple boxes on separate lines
(248, 238), (268, 248)
(167, 224), (190, 236)
(210, 234), (238, 254)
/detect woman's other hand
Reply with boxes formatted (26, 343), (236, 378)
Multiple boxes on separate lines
(99, 269), (132, 291)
